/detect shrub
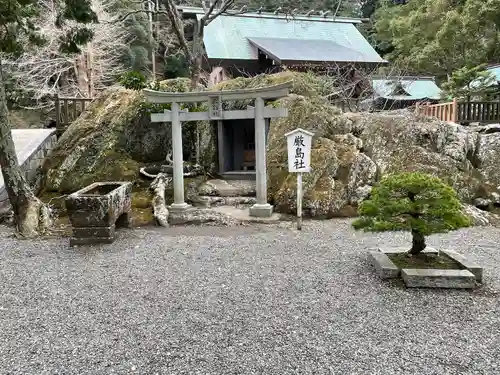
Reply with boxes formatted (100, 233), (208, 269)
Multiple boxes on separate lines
(163, 54), (189, 79)
(119, 71), (147, 90)
(353, 172), (471, 255)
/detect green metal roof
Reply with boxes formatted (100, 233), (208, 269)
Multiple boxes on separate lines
(198, 13), (385, 64)
(371, 77), (442, 100)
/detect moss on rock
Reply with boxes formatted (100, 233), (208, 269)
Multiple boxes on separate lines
(351, 111), (495, 202)
(42, 78), (215, 195)
(213, 71), (334, 98)
(215, 71), (500, 219)
(41, 70), (500, 223)
(214, 72), (371, 217)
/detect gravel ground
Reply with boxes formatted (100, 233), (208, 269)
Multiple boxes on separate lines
(0, 220), (500, 375)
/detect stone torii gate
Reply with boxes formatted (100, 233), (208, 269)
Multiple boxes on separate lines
(143, 82), (291, 218)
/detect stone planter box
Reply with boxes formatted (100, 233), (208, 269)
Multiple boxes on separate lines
(368, 247), (482, 289)
(65, 181), (132, 246)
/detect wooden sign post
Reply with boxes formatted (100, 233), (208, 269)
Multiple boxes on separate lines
(285, 128), (313, 230)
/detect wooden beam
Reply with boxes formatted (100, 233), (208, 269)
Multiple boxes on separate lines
(150, 107), (288, 123)
(143, 82), (292, 103)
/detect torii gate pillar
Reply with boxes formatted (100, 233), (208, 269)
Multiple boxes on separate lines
(169, 101), (190, 212)
(144, 82), (291, 218)
(249, 97), (272, 217)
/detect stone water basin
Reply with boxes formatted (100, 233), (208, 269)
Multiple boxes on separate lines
(65, 181), (132, 245)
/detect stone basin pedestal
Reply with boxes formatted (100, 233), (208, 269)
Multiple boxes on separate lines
(65, 181), (132, 246)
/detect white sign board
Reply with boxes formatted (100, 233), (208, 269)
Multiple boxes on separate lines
(285, 128), (313, 173)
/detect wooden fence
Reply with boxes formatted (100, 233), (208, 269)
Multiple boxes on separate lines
(416, 99), (458, 123)
(456, 101), (500, 123)
(54, 95), (94, 136)
(417, 99), (500, 124)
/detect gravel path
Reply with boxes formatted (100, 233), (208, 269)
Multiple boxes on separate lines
(0, 220), (499, 375)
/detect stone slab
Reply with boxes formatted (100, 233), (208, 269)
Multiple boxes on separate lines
(379, 246), (438, 255)
(212, 205), (281, 223)
(70, 236), (115, 246)
(192, 196), (257, 208)
(368, 251), (400, 279)
(198, 179), (256, 197)
(249, 203), (274, 218)
(72, 225), (115, 238)
(401, 268), (476, 289)
(441, 250), (483, 283)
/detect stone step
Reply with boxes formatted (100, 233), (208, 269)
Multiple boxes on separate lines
(197, 179), (256, 197)
(220, 171), (256, 181)
(191, 195), (257, 208)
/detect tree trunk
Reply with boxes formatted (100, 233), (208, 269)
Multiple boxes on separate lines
(409, 229), (426, 255)
(189, 53), (203, 165)
(86, 44), (94, 98)
(0, 60), (51, 237)
(190, 54), (203, 90)
(74, 52), (89, 97)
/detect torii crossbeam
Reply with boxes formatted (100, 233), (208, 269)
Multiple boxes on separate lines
(144, 82), (291, 218)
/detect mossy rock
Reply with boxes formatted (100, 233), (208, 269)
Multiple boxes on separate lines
(131, 189), (153, 209)
(214, 70), (332, 96)
(269, 135), (376, 217)
(351, 111), (499, 203)
(214, 72), (370, 217)
(40, 70), (500, 221)
(476, 133), (500, 187)
(42, 79), (215, 194)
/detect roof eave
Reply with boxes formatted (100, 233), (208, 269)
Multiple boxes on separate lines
(207, 56), (387, 65)
(177, 5), (365, 24)
(370, 75), (436, 81)
(247, 39), (283, 64)
(378, 95), (439, 101)
(280, 59), (387, 65)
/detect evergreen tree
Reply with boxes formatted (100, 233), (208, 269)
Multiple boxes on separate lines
(373, 0), (500, 78)
(0, 0), (97, 236)
(353, 172), (471, 255)
(441, 64), (497, 101)
(108, 0), (155, 75)
(122, 14), (153, 73)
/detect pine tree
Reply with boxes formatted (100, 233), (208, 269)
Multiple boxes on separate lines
(441, 64), (497, 101)
(122, 14), (153, 73)
(353, 172), (471, 255)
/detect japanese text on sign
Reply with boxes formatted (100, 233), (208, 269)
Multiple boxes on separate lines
(285, 128), (312, 173)
(293, 135), (306, 170)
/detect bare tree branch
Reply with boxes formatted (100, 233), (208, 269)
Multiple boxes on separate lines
(161, 0), (193, 63)
(2, 0), (134, 108)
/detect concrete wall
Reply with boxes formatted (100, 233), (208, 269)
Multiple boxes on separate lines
(0, 129), (57, 209)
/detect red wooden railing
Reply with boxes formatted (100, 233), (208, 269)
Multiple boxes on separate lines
(417, 99), (500, 124)
(416, 99), (458, 123)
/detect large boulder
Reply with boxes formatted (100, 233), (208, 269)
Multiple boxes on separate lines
(351, 111), (486, 202)
(263, 96), (375, 217)
(214, 72), (500, 220)
(213, 74), (369, 217)
(42, 78), (215, 194)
